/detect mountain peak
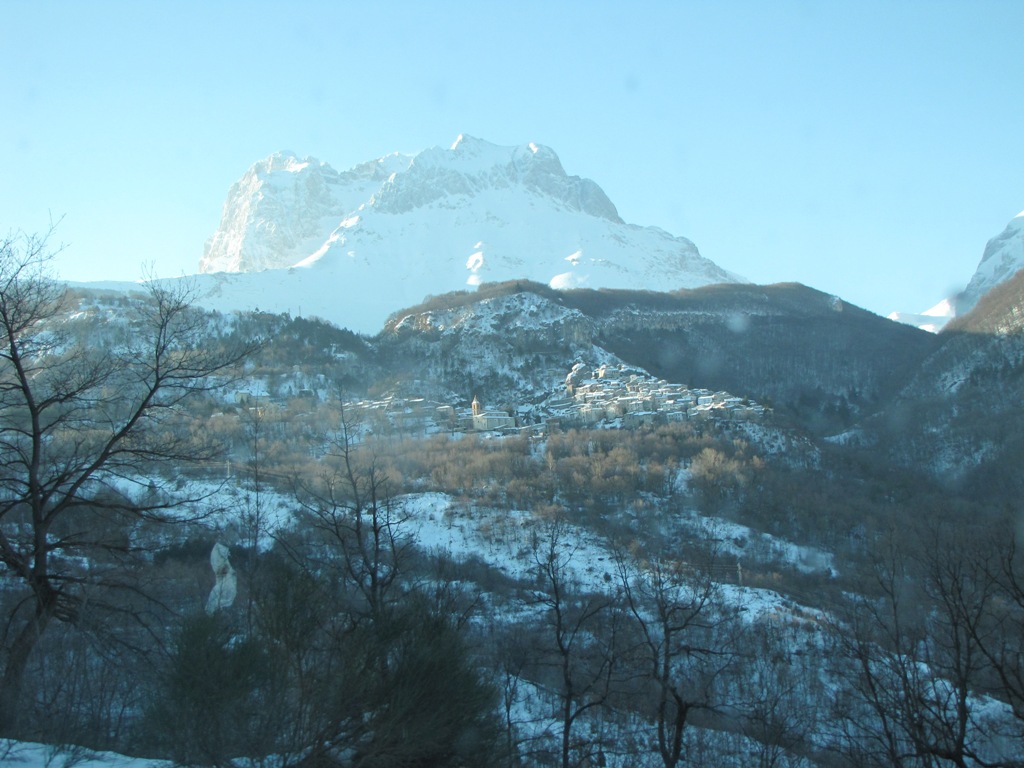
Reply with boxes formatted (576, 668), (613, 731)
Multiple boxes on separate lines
(259, 151), (329, 174)
(449, 133), (486, 151)
(958, 208), (1024, 314)
(405, 135), (565, 178)
(196, 137), (743, 332)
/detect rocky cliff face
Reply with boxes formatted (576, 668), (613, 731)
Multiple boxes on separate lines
(958, 210), (1024, 314)
(200, 151), (411, 273)
(370, 136), (623, 222)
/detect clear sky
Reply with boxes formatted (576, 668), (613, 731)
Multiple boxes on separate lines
(3, 0), (1022, 317)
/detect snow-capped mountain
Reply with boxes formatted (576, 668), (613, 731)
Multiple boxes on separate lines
(887, 298), (956, 334)
(193, 135), (743, 333)
(200, 151), (411, 274)
(889, 209), (1024, 333)
(958, 209), (1024, 314)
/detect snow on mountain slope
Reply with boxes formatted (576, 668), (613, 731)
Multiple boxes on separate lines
(887, 297), (955, 333)
(889, 209), (1023, 333)
(959, 209), (1024, 314)
(200, 150), (412, 273)
(191, 135), (743, 333)
(379, 289), (621, 404)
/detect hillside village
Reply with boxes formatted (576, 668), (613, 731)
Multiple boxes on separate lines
(317, 362), (769, 437)
(9, 278), (1024, 768)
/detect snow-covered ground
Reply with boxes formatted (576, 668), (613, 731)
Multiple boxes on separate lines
(17, 475), (1021, 767)
(399, 491), (834, 625)
(0, 741), (166, 768)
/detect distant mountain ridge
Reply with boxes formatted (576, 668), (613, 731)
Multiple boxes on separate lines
(192, 135), (742, 332)
(892, 209), (1024, 332)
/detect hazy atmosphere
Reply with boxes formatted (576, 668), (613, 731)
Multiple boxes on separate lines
(4, 1), (1023, 316)
(5, 4), (1024, 767)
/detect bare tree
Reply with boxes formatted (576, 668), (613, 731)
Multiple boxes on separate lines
(267, 398), (411, 761)
(829, 528), (1023, 768)
(270, 398), (503, 767)
(496, 632), (530, 767)
(293, 399), (410, 625)
(236, 397), (267, 634)
(0, 229), (254, 732)
(531, 519), (620, 768)
(963, 527), (1024, 734)
(618, 549), (737, 768)
(740, 623), (818, 768)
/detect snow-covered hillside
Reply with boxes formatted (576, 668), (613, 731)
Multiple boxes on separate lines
(185, 135), (743, 333)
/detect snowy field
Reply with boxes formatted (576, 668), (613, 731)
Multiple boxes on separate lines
(0, 741), (166, 768)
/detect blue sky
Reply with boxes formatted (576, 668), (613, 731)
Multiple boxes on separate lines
(3, 0), (1022, 317)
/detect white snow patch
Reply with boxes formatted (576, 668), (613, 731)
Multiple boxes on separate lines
(888, 297), (956, 333)
(549, 271), (586, 290)
(0, 740), (168, 768)
(923, 297), (956, 317)
(681, 510), (835, 576)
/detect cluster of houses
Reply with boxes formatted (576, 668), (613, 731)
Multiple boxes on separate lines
(333, 363), (766, 438)
(548, 363), (767, 429)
